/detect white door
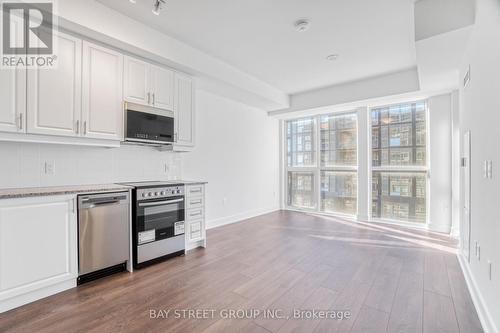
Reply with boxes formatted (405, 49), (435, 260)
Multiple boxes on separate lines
(174, 73), (195, 147)
(0, 15), (26, 133)
(462, 131), (471, 261)
(27, 31), (82, 137)
(123, 56), (150, 106)
(82, 41), (124, 140)
(151, 65), (174, 111)
(0, 196), (77, 303)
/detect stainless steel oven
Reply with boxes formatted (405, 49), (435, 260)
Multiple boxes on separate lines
(123, 182), (185, 269)
(124, 103), (175, 145)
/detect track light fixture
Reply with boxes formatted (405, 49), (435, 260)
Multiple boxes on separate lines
(152, 0), (166, 15)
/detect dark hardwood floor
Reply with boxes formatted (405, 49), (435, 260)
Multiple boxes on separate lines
(0, 210), (483, 333)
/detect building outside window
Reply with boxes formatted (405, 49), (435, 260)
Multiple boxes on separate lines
(371, 101), (428, 223)
(286, 112), (358, 216)
(319, 113), (357, 215)
(284, 101), (427, 224)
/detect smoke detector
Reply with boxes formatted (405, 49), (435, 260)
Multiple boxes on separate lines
(326, 54), (339, 61)
(294, 19), (311, 32)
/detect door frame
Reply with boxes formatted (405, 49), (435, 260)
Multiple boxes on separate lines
(461, 130), (471, 261)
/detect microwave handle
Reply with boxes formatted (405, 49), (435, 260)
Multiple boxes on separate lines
(139, 198), (184, 207)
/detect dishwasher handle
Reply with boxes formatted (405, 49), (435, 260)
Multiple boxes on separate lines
(79, 193), (129, 209)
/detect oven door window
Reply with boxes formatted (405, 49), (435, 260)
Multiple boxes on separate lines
(137, 197), (184, 243)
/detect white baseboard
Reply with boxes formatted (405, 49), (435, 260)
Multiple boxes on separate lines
(427, 221), (451, 234)
(0, 279), (76, 314)
(457, 253), (499, 333)
(206, 207), (280, 230)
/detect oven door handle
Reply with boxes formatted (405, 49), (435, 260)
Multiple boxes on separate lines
(138, 198), (184, 207)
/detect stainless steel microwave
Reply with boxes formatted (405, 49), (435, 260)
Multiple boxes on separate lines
(124, 103), (175, 145)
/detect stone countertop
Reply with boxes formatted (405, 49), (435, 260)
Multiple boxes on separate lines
(174, 180), (208, 185)
(0, 184), (133, 200)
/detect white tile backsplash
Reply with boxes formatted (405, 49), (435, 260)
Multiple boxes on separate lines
(0, 142), (182, 189)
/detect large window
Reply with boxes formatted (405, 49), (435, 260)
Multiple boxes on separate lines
(371, 101), (427, 223)
(286, 112), (358, 215)
(287, 117), (315, 167)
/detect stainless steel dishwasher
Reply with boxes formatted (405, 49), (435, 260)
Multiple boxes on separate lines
(78, 192), (130, 284)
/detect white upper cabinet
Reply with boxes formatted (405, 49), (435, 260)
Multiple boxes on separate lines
(0, 65), (26, 134)
(0, 16), (25, 134)
(123, 56), (150, 106)
(151, 65), (174, 111)
(82, 41), (124, 140)
(27, 31), (82, 137)
(174, 73), (195, 148)
(124, 56), (175, 112)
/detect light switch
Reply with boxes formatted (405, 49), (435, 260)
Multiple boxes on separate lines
(44, 161), (55, 175)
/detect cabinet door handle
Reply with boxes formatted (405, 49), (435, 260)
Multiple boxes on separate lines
(190, 211), (202, 217)
(174, 132), (178, 142)
(18, 113), (23, 130)
(147, 92), (151, 105)
(152, 93), (155, 105)
(83, 121), (87, 135)
(75, 120), (80, 134)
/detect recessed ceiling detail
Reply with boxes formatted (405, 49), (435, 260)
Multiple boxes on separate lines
(97, 0), (416, 95)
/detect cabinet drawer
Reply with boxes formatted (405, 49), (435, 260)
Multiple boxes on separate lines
(190, 220), (201, 232)
(186, 207), (204, 220)
(186, 196), (203, 209)
(190, 230), (202, 241)
(186, 185), (204, 197)
(188, 220), (203, 242)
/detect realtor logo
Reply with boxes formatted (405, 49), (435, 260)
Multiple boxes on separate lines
(1, 0), (57, 68)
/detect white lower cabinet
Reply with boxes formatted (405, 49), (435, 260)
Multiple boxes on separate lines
(185, 184), (206, 250)
(0, 195), (78, 313)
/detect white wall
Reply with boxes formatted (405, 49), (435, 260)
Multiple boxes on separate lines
(0, 90), (280, 230)
(181, 90), (280, 228)
(458, 0), (500, 331)
(428, 93), (453, 233)
(0, 143), (181, 188)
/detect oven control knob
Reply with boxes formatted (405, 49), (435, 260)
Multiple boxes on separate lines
(147, 192), (152, 197)
(177, 190), (181, 194)
(154, 192), (159, 196)
(142, 193), (146, 197)
(161, 191), (166, 196)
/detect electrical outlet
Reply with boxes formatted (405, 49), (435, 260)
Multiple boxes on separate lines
(164, 163), (170, 174)
(477, 245), (481, 261)
(223, 197), (227, 205)
(488, 260), (492, 280)
(44, 161), (55, 175)
(487, 160), (493, 178)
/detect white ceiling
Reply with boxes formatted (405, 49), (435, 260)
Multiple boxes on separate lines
(97, 0), (417, 94)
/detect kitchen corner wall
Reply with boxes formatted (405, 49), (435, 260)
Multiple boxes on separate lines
(181, 90), (280, 228)
(0, 143), (182, 188)
(0, 88), (280, 230)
